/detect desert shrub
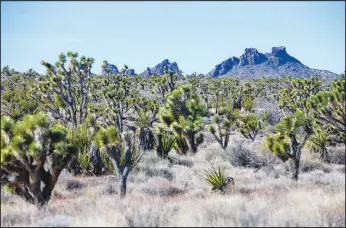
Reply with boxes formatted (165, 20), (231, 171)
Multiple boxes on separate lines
(65, 180), (85, 191)
(226, 141), (264, 168)
(328, 146), (346, 165)
(261, 109), (282, 126)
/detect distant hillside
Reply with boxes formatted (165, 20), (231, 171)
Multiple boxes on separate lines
(208, 46), (340, 79)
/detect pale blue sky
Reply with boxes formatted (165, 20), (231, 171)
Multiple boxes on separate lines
(1, 1), (345, 75)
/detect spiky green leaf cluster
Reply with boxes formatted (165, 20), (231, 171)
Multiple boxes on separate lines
(204, 167), (227, 193)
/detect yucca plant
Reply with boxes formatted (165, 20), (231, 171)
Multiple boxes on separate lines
(154, 130), (177, 162)
(204, 167), (233, 195)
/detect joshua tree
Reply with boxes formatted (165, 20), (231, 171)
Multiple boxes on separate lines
(243, 97), (254, 112)
(150, 68), (178, 104)
(94, 128), (142, 198)
(130, 96), (159, 151)
(279, 77), (321, 116)
(32, 52), (95, 127)
(101, 77), (133, 133)
(208, 104), (239, 149)
(163, 66), (176, 93)
(2, 65), (11, 75)
(158, 85), (207, 154)
(1, 112), (77, 207)
(121, 64), (129, 76)
(265, 109), (314, 180)
(102, 60), (111, 76)
(239, 114), (262, 141)
(309, 77), (345, 144)
(1, 78), (39, 121)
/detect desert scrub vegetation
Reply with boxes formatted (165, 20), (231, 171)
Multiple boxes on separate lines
(1, 53), (345, 226)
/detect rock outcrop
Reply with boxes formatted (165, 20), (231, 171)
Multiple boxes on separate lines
(208, 46), (339, 79)
(141, 59), (180, 76)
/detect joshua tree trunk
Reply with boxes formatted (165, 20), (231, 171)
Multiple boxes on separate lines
(223, 133), (230, 150)
(187, 134), (197, 153)
(105, 135), (133, 198)
(215, 96), (219, 114)
(292, 157), (300, 181)
(139, 128), (154, 151)
(120, 167), (130, 198)
(156, 132), (163, 158)
(8, 155), (71, 208)
(320, 148), (330, 163)
(290, 133), (311, 181)
(90, 143), (102, 175)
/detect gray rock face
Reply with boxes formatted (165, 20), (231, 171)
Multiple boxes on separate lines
(208, 46), (339, 79)
(239, 48), (268, 66)
(125, 68), (136, 76)
(209, 57), (240, 77)
(268, 46), (301, 66)
(141, 59), (180, 76)
(101, 63), (119, 76)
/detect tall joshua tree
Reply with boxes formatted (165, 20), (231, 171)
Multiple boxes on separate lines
(265, 109), (314, 180)
(32, 52), (96, 127)
(158, 85), (207, 154)
(1, 112), (77, 207)
(101, 77), (133, 133)
(309, 77), (345, 144)
(279, 77), (321, 116)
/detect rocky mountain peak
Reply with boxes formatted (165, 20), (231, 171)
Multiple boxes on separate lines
(271, 46), (288, 57)
(269, 46), (301, 65)
(140, 59), (180, 76)
(239, 48), (268, 66)
(207, 46), (338, 79)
